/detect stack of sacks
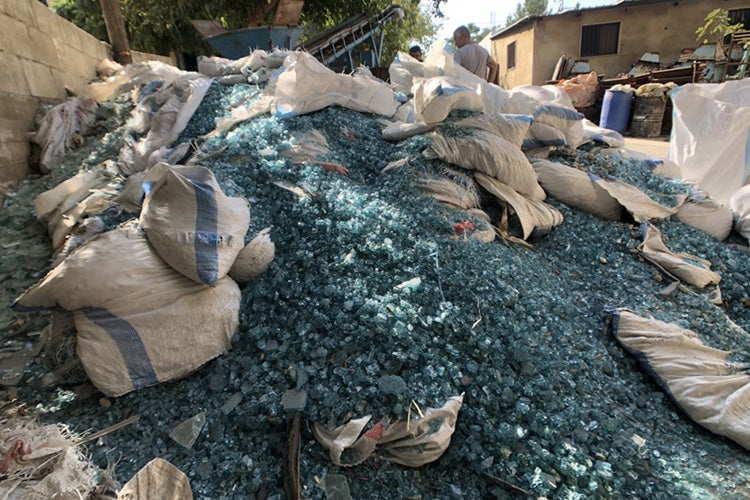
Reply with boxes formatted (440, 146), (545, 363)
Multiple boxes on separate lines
(14, 165), (275, 396)
(424, 114), (564, 240)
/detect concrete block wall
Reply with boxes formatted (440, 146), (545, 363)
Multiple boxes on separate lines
(0, 0), (173, 186)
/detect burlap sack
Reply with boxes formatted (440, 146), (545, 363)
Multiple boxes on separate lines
(608, 308), (750, 451)
(532, 159), (622, 221)
(228, 228), (275, 285)
(475, 173), (563, 240)
(313, 395), (464, 468)
(425, 131), (546, 201)
(456, 114), (532, 148)
(13, 222), (240, 397)
(140, 164), (250, 285)
(118, 458), (192, 500)
(675, 197), (733, 241)
(638, 223), (721, 288)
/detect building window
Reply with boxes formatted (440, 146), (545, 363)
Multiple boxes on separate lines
(507, 41), (516, 69)
(729, 8), (750, 30)
(580, 22), (620, 57)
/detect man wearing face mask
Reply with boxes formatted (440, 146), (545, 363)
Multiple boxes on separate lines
(453, 25), (498, 83)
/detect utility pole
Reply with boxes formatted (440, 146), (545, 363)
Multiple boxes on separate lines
(100, 0), (132, 65)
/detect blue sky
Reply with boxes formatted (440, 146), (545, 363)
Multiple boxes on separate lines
(431, 0), (615, 41)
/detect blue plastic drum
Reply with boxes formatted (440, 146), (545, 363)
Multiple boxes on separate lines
(600, 90), (632, 134)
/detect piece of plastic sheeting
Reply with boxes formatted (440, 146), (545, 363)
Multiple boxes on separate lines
(84, 61), (186, 103)
(669, 80), (750, 206)
(638, 222), (721, 288)
(731, 185), (750, 244)
(411, 76), (484, 124)
(557, 71), (599, 108)
(532, 160), (622, 221)
(197, 50), (267, 77)
(475, 173), (563, 240)
(581, 118), (625, 148)
(388, 51), (426, 95)
(608, 308), (750, 451)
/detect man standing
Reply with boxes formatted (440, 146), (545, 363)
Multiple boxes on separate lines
(453, 25), (498, 83)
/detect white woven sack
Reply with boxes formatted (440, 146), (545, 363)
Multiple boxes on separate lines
(140, 164), (250, 285)
(12, 222), (240, 397)
(475, 173), (563, 240)
(426, 131), (545, 201)
(456, 114), (532, 148)
(610, 308), (750, 451)
(675, 197), (733, 241)
(532, 160), (622, 221)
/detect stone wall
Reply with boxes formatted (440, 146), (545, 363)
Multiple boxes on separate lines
(0, 0), (173, 186)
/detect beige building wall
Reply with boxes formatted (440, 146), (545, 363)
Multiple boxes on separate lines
(0, 0), (172, 187)
(493, 0), (750, 87)
(495, 26), (535, 89)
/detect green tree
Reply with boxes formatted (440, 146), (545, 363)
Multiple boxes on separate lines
(695, 8), (743, 46)
(50, 0), (438, 64)
(505, 0), (548, 26)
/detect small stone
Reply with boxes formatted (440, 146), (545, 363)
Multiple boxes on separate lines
(281, 389), (308, 411)
(221, 393), (243, 415)
(209, 374), (225, 393)
(595, 460), (613, 479)
(377, 374), (407, 396)
(99, 397), (112, 409)
(196, 459), (213, 480)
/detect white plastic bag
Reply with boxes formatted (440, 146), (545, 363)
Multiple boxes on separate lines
(669, 80), (750, 206)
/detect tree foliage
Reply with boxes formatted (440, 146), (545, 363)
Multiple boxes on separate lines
(695, 8), (744, 45)
(50, 0), (439, 65)
(505, 0), (548, 27)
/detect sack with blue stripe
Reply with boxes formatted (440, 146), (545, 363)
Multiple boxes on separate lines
(140, 164), (250, 286)
(12, 221), (240, 396)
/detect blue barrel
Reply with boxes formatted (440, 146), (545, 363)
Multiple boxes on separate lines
(600, 90), (632, 133)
